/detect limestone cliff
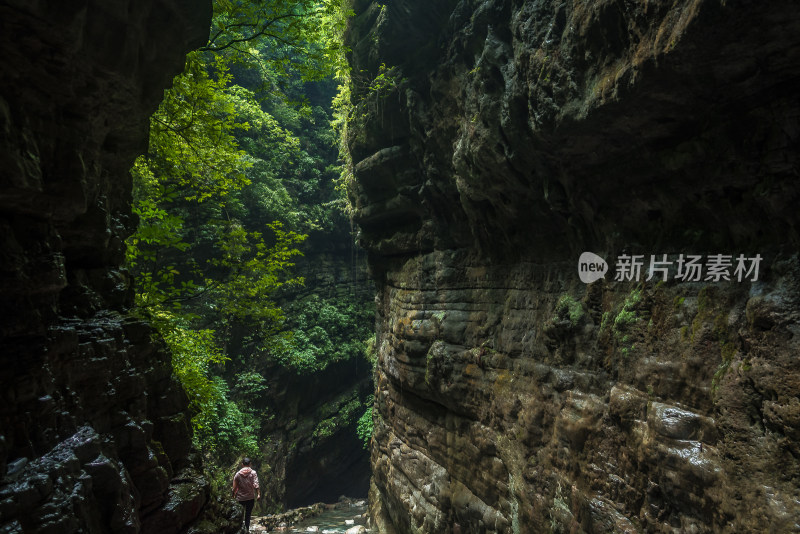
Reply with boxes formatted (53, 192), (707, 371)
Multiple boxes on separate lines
(259, 347), (373, 508)
(275, 227), (374, 507)
(346, 0), (800, 532)
(0, 1), (239, 532)
(260, 244), (374, 508)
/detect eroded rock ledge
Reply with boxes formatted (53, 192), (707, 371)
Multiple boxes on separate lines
(0, 1), (240, 532)
(346, 0), (800, 532)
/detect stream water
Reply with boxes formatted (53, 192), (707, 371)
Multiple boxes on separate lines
(255, 502), (369, 533)
(287, 503), (368, 533)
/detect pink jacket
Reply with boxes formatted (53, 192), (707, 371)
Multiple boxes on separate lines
(233, 467), (260, 501)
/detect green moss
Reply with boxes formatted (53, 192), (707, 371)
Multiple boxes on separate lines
(425, 340), (448, 385)
(713, 313), (730, 342)
(720, 340), (736, 361)
(599, 311), (611, 333)
(674, 287), (742, 398)
(311, 395), (362, 443)
(613, 288), (641, 331)
(697, 287), (713, 314)
(625, 288), (642, 308)
(553, 294), (584, 326)
(614, 309), (637, 329)
(680, 325), (689, 340)
(611, 288), (643, 357)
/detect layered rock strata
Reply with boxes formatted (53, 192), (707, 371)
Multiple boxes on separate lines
(346, 0), (800, 532)
(0, 1), (240, 532)
(250, 231), (374, 509)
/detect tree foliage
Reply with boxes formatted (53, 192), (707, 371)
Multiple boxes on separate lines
(126, 0), (367, 479)
(147, 54), (252, 202)
(279, 294), (374, 372)
(356, 399), (373, 450)
(204, 0), (350, 78)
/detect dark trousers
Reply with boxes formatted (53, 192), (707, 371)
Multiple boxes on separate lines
(239, 499), (255, 530)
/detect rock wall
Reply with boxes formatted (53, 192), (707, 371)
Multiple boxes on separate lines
(346, 0), (800, 532)
(0, 1), (240, 532)
(278, 240), (374, 508)
(245, 225), (374, 510)
(261, 352), (373, 508)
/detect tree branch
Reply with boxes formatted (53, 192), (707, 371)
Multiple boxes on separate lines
(201, 11), (311, 52)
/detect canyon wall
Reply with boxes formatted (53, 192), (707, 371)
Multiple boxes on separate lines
(0, 1), (240, 532)
(261, 243), (374, 508)
(274, 209), (374, 507)
(260, 343), (373, 508)
(346, 0), (800, 532)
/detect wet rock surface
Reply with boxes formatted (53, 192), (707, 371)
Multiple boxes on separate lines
(346, 0), (800, 532)
(256, 502), (327, 531)
(0, 0), (238, 532)
(254, 498), (369, 533)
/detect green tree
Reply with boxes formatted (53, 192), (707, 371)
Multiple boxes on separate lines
(203, 0), (351, 80)
(126, 0), (364, 488)
(279, 294), (374, 372)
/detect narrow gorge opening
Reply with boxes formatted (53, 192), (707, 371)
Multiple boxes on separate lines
(1, 1), (374, 532)
(116, 0), (377, 521)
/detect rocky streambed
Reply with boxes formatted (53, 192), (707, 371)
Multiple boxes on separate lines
(252, 498), (370, 533)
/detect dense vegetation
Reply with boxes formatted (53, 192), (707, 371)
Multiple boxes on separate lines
(125, 0), (374, 501)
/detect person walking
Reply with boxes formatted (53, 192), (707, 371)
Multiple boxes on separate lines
(232, 457), (260, 532)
